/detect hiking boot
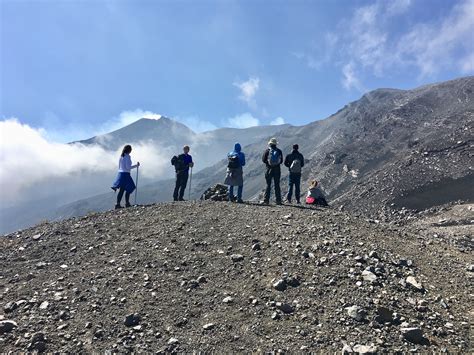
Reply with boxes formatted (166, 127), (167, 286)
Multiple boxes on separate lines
(125, 203), (132, 208)
(276, 201), (283, 205)
(237, 199), (244, 204)
(114, 204), (123, 210)
(179, 198), (186, 201)
(296, 200), (301, 204)
(260, 200), (269, 205)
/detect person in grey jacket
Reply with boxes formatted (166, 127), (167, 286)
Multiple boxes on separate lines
(224, 143), (246, 203)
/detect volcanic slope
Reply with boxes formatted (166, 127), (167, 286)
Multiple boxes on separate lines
(1, 202), (473, 353)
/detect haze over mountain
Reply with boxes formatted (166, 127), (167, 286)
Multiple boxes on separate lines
(46, 76), (474, 228)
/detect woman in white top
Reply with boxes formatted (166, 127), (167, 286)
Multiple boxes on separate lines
(111, 145), (140, 209)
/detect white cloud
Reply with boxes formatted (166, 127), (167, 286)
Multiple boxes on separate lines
(342, 63), (364, 92)
(336, 0), (473, 90)
(233, 77), (260, 108)
(226, 113), (260, 129)
(270, 117), (285, 125)
(397, 0), (474, 76)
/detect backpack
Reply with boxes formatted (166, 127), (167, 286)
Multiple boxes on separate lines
(228, 153), (240, 169)
(172, 154), (186, 172)
(268, 148), (281, 167)
(290, 159), (302, 173)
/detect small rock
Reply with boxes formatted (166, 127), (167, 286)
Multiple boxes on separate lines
(374, 307), (393, 324)
(124, 313), (140, 327)
(168, 337), (179, 345)
(401, 327), (425, 344)
(32, 234), (42, 240)
(353, 344), (378, 354)
(406, 276), (424, 291)
(222, 296), (234, 304)
(231, 254), (244, 262)
(4, 302), (18, 313)
(197, 276), (207, 283)
(362, 270), (377, 283)
(276, 302), (294, 314)
(203, 323), (215, 330)
(271, 312), (281, 320)
(0, 320), (18, 334)
(39, 301), (49, 310)
(273, 279), (287, 291)
(346, 305), (367, 322)
(252, 243), (261, 251)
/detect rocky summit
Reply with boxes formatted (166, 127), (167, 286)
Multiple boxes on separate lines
(1, 201), (472, 353)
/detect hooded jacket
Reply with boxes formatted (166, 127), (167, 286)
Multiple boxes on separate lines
(284, 150), (305, 172)
(228, 143), (246, 167)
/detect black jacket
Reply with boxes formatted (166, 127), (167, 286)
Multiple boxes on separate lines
(262, 147), (283, 170)
(284, 150), (305, 170)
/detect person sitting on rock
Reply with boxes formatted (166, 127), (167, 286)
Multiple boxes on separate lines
(224, 143), (246, 203)
(305, 180), (328, 206)
(111, 144), (140, 209)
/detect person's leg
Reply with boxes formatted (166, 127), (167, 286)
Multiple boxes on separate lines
(295, 174), (301, 203)
(116, 187), (125, 207)
(263, 170), (272, 203)
(274, 171), (282, 204)
(229, 185), (234, 201)
(237, 185), (243, 202)
(173, 174), (181, 201)
(287, 174), (294, 203)
(178, 172), (189, 200)
(125, 192), (131, 207)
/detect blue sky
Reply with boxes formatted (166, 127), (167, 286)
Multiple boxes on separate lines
(1, 0), (473, 141)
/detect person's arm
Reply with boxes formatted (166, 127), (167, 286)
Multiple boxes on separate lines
(262, 150), (269, 165)
(188, 155), (194, 168)
(300, 153), (305, 167)
(279, 149), (284, 164)
(284, 154), (290, 168)
(240, 153), (246, 167)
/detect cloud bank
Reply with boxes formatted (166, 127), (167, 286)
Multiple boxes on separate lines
(233, 77), (260, 108)
(0, 118), (169, 207)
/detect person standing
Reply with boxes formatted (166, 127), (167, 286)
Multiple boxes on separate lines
(111, 145), (140, 209)
(261, 137), (283, 205)
(171, 145), (194, 201)
(224, 143), (246, 203)
(284, 144), (305, 204)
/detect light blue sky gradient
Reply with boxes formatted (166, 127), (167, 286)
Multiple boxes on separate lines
(1, 0), (473, 141)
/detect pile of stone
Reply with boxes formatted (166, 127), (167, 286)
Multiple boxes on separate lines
(201, 184), (229, 201)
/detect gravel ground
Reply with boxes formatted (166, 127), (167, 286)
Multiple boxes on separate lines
(1, 201), (473, 353)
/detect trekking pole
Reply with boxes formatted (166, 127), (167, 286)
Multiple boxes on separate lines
(188, 167), (193, 201)
(134, 165), (139, 205)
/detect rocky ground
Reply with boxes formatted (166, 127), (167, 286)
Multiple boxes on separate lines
(1, 201), (473, 353)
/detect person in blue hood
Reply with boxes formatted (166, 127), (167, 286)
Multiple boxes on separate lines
(224, 143), (246, 203)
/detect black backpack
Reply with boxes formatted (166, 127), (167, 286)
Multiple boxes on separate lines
(171, 154), (186, 172)
(227, 153), (240, 169)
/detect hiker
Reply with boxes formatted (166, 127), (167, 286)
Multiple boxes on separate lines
(171, 145), (194, 201)
(111, 144), (140, 209)
(305, 180), (328, 206)
(284, 144), (305, 204)
(224, 142), (246, 203)
(262, 137), (283, 205)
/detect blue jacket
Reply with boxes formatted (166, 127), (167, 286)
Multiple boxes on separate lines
(228, 143), (246, 167)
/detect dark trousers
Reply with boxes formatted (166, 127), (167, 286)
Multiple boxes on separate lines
(264, 168), (282, 203)
(173, 171), (189, 201)
(117, 187), (131, 206)
(287, 173), (301, 202)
